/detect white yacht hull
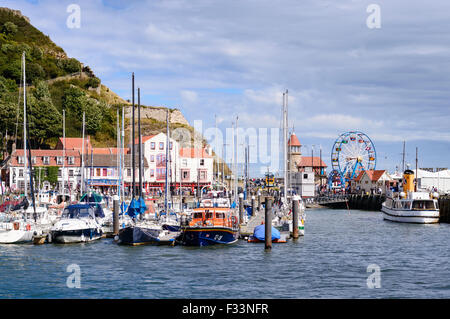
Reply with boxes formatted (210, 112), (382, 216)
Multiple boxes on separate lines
(51, 218), (103, 243)
(0, 228), (34, 244)
(381, 206), (439, 224)
(53, 232), (102, 243)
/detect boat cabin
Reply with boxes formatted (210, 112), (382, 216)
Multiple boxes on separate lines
(384, 198), (438, 211)
(189, 208), (235, 228)
(62, 205), (96, 219)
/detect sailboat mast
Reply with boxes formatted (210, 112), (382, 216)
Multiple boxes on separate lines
(121, 106), (125, 201)
(283, 91), (287, 204)
(63, 108), (66, 198)
(138, 88), (142, 198)
(81, 111), (85, 195)
(23, 52), (27, 198)
(235, 116), (238, 202)
(22, 51), (36, 220)
(165, 110), (170, 215)
(131, 73), (135, 198)
(117, 108), (121, 201)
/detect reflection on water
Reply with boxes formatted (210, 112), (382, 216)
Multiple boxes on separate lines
(1, 209), (450, 298)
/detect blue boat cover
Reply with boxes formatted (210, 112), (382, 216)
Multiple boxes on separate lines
(126, 197), (147, 218)
(120, 202), (128, 215)
(253, 224), (281, 241)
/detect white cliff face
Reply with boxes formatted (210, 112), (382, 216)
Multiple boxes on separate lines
(125, 106), (190, 126)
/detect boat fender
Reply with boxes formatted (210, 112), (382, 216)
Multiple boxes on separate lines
(26, 224), (31, 231)
(231, 216), (238, 226)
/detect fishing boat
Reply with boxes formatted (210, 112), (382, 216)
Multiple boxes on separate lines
(50, 204), (103, 243)
(381, 168), (439, 224)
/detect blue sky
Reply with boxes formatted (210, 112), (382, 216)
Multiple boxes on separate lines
(4, 0), (450, 177)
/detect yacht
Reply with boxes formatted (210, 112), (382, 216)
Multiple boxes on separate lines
(50, 204), (103, 243)
(381, 169), (440, 224)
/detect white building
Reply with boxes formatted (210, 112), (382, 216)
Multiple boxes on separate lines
(291, 170), (315, 198)
(131, 133), (213, 195)
(352, 170), (393, 195)
(8, 149), (82, 193)
(416, 169), (450, 194)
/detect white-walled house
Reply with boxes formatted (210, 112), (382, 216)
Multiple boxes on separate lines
(129, 133), (213, 194)
(8, 149), (82, 193)
(177, 148), (213, 190)
(352, 170), (393, 195)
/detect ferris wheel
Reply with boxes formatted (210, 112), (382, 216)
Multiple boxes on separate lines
(331, 131), (377, 184)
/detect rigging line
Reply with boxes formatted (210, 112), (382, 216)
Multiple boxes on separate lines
(14, 56), (24, 147)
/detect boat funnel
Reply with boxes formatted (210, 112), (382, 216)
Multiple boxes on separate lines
(403, 169), (415, 194)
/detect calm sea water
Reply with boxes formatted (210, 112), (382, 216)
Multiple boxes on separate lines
(1, 208), (450, 299)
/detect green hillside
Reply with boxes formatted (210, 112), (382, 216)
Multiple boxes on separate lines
(0, 7), (231, 176)
(0, 7), (180, 153)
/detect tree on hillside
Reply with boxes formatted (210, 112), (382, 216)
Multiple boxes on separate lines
(62, 86), (103, 135)
(27, 81), (62, 148)
(0, 76), (19, 137)
(1, 22), (18, 36)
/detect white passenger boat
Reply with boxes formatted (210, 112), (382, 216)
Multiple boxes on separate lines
(381, 168), (439, 224)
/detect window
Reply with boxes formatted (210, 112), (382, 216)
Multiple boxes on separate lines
(151, 142), (155, 150)
(150, 169), (154, 177)
(96, 168), (101, 176)
(18, 169), (23, 177)
(57, 169), (62, 177)
(182, 169), (190, 180)
(69, 170), (74, 177)
(216, 212), (225, 219)
(56, 157), (63, 165)
(103, 168), (107, 176)
(159, 142), (164, 150)
(156, 168), (166, 180)
(199, 170), (207, 181)
(304, 174), (308, 179)
(182, 159), (187, 167)
(150, 155), (154, 162)
(43, 156), (50, 165)
(18, 156), (24, 164)
(200, 159), (205, 166)
(68, 157), (75, 165)
(31, 157), (36, 164)
(169, 142), (173, 150)
(127, 169), (131, 176)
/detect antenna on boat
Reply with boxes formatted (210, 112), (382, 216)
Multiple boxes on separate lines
(402, 141), (406, 172)
(415, 147), (418, 192)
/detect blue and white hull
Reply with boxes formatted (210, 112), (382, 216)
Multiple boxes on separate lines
(178, 227), (239, 246)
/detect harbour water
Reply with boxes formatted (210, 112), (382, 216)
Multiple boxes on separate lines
(1, 208), (450, 299)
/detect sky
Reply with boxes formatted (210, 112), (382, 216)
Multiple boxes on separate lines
(3, 0), (450, 177)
